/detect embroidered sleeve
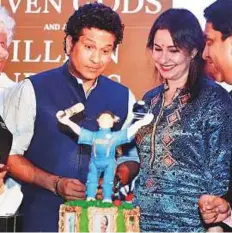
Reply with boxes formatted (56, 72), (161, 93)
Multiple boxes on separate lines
(203, 87), (232, 196)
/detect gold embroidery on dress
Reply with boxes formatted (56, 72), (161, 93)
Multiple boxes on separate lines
(135, 124), (153, 145)
(149, 96), (165, 168)
(163, 153), (177, 168)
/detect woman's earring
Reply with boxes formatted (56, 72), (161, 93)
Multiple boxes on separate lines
(191, 50), (197, 59)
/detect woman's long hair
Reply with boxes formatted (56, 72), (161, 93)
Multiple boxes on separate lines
(147, 8), (205, 101)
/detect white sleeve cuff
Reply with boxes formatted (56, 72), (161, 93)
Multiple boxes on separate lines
(223, 214), (232, 227)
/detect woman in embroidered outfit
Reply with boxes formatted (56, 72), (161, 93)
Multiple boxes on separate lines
(134, 8), (232, 232)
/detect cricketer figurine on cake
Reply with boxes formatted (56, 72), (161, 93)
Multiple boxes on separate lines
(57, 103), (153, 202)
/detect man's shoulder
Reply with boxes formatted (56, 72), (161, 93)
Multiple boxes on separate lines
(142, 83), (164, 100)
(200, 77), (231, 99)
(29, 65), (63, 81)
(198, 77), (232, 111)
(0, 73), (16, 88)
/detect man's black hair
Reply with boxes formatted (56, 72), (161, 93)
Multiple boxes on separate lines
(204, 0), (232, 40)
(64, 2), (124, 52)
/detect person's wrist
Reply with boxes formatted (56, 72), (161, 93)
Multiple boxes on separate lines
(53, 176), (62, 196)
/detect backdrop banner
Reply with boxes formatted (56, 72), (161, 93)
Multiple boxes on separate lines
(1, 0), (173, 98)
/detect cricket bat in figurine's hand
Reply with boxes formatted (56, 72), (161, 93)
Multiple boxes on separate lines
(64, 103), (85, 117)
(57, 103), (85, 140)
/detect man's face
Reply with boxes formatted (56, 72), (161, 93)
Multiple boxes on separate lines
(66, 27), (115, 83)
(0, 30), (8, 72)
(203, 22), (232, 84)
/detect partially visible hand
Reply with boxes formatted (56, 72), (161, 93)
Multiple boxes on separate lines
(198, 194), (231, 224)
(56, 177), (86, 201)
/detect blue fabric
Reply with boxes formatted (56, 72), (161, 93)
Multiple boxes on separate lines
(87, 158), (116, 199)
(134, 77), (232, 232)
(78, 128), (129, 199)
(20, 62), (130, 232)
(79, 128), (129, 158)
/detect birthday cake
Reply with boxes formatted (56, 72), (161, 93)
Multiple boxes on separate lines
(58, 200), (140, 232)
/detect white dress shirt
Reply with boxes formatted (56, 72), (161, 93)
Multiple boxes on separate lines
(0, 72), (21, 193)
(0, 72), (15, 116)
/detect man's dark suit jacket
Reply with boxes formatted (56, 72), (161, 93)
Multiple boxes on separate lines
(0, 115), (12, 164)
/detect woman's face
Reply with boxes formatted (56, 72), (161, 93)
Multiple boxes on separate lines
(152, 29), (192, 84)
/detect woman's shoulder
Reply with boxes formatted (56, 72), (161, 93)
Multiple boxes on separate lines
(142, 83), (164, 101)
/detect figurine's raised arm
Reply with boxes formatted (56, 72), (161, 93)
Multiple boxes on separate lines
(127, 113), (154, 138)
(56, 103), (85, 135)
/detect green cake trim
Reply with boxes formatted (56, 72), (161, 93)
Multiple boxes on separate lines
(65, 199), (134, 209)
(64, 200), (134, 232)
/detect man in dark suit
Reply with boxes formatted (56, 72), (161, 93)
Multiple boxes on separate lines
(198, 0), (232, 228)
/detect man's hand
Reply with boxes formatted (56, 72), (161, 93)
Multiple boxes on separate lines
(198, 194), (231, 224)
(56, 177), (86, 201)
